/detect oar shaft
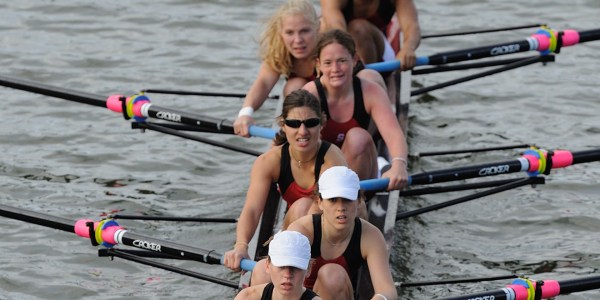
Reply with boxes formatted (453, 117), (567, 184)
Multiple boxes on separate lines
(0, 203), (255, 271)
(436, 275), (600, 300)
(366, 28), (600, 72)
(0, 204), (75, 233)
(361, 149), (600, 191)
(0, 75), (106, 107)
(572, 148), (600, 164)
(0, 75), (276, 139)
(578, 28), (600, 43)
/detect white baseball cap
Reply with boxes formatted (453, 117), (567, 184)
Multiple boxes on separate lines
(269, 231), (311, 270)
(318, 166), (360, 201)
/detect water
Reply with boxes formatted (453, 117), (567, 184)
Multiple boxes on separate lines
(0, 1), (598, 299)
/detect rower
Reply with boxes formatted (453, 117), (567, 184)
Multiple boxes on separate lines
(234, 231), (321, 300)
(254, 166), (398, 300)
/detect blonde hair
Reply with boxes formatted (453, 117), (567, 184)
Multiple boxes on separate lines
(260, 0), (319, 76)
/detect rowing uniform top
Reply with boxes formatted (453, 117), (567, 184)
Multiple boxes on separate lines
(279, 141), (331, 208)
(261, 282), (319, 300)
(288, 70), (318, 82)
(315, 77), (370, 147)
(342, 0), (396, 33)
(304, 214), (364, 290)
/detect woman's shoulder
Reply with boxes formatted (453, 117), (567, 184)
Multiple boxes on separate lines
(254, 144), (284, 167)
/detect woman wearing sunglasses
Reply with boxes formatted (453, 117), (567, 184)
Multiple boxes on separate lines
(224, 89), (347, 273)
(303, 29), (409, 191)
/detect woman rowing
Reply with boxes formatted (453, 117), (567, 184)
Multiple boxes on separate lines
(223, 89), (346, 272)
(233, 0), (320, 137)
(253, 166), (398, 300)
(303, 29), (409, 191)
(233, 0), (387, 138)
(234, 231), (321, 300)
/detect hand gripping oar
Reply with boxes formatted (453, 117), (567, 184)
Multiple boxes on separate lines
(366, 28), (600, 72)
(360, 148), (600, 191)
(436, 274), (600, 300)
(0, 75), (276, 139)
(0, 204), (256, 271)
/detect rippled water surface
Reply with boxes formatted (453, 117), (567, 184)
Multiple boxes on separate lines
(0, 1), (599, 299)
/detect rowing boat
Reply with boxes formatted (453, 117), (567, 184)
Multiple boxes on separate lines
(5, 8), (595, 294)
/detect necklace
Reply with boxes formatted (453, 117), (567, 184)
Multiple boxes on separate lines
(322, 217), (353, 246)
(289, 148), (318, 169)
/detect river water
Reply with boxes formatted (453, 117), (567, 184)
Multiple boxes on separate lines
(0, 1), (598, 299)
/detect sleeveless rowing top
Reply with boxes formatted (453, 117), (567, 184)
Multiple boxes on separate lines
(342, 0), (396, 33)
(261, 282), (319, 300)
(279, 141), (331, 208)
(303, 214), (364, 290)
(315, 77), (370, 147)
(288, 70), (318, 82)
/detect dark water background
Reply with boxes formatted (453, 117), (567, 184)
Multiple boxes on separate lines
(0, 1), (598, 299)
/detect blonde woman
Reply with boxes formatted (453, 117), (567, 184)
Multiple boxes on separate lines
(234, 0), (320, 137)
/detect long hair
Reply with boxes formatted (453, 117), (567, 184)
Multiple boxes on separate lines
(259, 0), (319, 76)
(273, 89), (325, 146)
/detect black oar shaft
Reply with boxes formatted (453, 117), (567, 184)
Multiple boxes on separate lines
(578, 29), (600, 43)
(422, 24), (545, 39)
(436, 275), (600, 300)
(427, 40), (533, 65)
(572, 149), (600, 164)
(100, 249), (239, 288)
(410, 159), (524, 185)
(409, 149), (600, 186)
(0, 203), (227, 266)
(559, 275), (600, 294)
(396, 177), (542, 221)
(0, 75), (106, 107)
(117, 231), (223, 265)
(0, 204), (75, 233)
(0, 75), (237, 133)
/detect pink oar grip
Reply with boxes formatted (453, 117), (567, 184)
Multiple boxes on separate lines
(132, 101), (147, 117)
(106, 95), (124, 113)
(101, 226), (123, 245)
(550, 150), (574, 168)
(74, 219), (97, 238)
(523, 154), (540, 173)
(532, 34), (550, 51)
(508, 280), (560, 299)
(561, 29), (580, 47)
(507, 284), (529, 300)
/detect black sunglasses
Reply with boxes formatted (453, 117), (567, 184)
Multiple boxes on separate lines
(284, 118), (321, 128)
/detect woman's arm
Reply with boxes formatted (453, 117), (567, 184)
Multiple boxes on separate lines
(362, 79), (409, 190)
(319, 0), (348, 32)
(223, 149), (279, 271)
(234, 63), (281, 137)
(394, 0), (421, 70)
(361, 220), (398, 300)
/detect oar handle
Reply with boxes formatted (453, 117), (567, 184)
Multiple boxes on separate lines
(219, 256), (256, 271)
(248, 126), (276, 139)
(359, 177), (413, 191)
(366, 57), (429, 72)
(240, 258), (257, 271)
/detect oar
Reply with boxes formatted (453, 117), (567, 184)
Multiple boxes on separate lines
(422, 23), (546, 39)
(360, 148), (600, 191)
(141, 88), (279, 100)
(0, 203), (256, 271)
(0, 75), (276, 139)
(367, 28), (600, 72)
(110, 214), (238, 223)
(436, 274), (600, 300)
